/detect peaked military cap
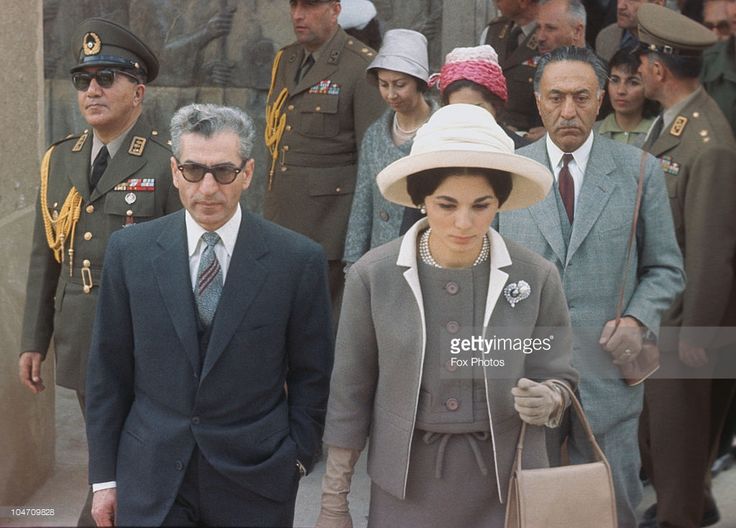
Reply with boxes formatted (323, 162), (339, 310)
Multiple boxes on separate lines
(637, 4), (717, 56)
(70, 17), (159, 83)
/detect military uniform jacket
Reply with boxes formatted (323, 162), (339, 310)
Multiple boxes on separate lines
(263, 28), (384, 260)
(484, 17), (542, 131)
(21, 117), (182, 392)
(646, 89), (736, 347)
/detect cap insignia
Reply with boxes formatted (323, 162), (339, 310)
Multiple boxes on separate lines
(670, 116), (687, 137)
(83, 32), (102, 56)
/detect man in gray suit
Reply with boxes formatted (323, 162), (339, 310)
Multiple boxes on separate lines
(496, 46), (684, 527)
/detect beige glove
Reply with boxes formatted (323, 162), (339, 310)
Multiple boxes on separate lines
(511, 377), (565, 427)
(315, 446), (361, 528)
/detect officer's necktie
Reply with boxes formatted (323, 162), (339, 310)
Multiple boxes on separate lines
(559, 153), (575, 224)
(643, 115), (664, 151)
(195, 232), (223, 328)
(507, 24), (524, 56)
(90, 146), (109, 190)
(296, 53), (315, 84)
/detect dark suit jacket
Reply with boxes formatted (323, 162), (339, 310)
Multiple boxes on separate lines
(86, 210), (334, 525)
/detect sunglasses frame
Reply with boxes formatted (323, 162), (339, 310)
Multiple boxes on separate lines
(71, 68), (141, 91)
(176, 159), (249, 185)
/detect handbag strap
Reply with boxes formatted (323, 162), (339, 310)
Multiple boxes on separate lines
(513, 381), (608, 472)
(612, 152), (648, 332)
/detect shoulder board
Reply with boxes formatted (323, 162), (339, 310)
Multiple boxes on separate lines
(489, 16), (510, 25)
(145, 130), (173, 152)
(345, 38), (376, 60)
(685, 109), (716, 144)
(49, 130), (85, 149)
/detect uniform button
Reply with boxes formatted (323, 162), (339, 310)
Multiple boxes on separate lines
(287, 104), (295, 111)
(445, 398), (460, 411)
(445, 281), (459, 295)
(151, 130), (159, 136)
(286, 125), (292, 131)
(126, 210), (133, 216)
(446, 321), (460, 334)
(192, 416), (200, 425)
(361, 47), (369, 53)
(85, 204), (94, 214)
(335, 186), (342, 193)
(83, 232), (93, 241)
(379, 210), (389, 221)
(175, 460), (184, 471)
(445, 359), (457, 372)
(283, 145), (289, 151)
(82, 259), (91, 268)
(281, 166), (288, 172)
(315, 106), (321, 112)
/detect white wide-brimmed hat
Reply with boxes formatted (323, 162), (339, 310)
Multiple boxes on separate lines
(367, 29), (429, 84)
(377, 104), (552, 210)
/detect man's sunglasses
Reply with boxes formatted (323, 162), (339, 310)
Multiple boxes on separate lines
(176, 159), (248, 185)
(71, 69), (140, 91)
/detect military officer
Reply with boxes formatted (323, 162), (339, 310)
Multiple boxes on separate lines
(480, 0), (544, 138)
(264, 0), (383, 321)
(636, 5), (736, 527)
(18, 18), (180, 525)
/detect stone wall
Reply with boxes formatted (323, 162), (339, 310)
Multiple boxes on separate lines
(0, 0), (56, 508)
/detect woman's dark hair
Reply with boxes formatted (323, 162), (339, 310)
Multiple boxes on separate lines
(406, 167), (513, 207)
(441, 79), (505, 112)
(608, 47), (660, 119)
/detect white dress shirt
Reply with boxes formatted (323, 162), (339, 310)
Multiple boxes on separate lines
(545, 131), (594, 210)
(92, 205), (243, 493)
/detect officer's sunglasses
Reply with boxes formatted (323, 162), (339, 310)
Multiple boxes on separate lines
(71, 69), (140, 91)
(176, 159), (248, 185)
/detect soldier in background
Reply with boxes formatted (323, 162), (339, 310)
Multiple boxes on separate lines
(18, 18), (180, 526)
(637, 5), (736, 527)
(264, 0), (383, 325)
(480, 0), (545, 139)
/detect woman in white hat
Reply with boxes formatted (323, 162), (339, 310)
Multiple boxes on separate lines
(342, 28), (438, 266)
(317, 104), (578, 527)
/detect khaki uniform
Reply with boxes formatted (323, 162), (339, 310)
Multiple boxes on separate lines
(21, 118), (181, 393)
(484, 17), (541, 132)
(640, 89), (736, 527)
(264, 28), (384, 261)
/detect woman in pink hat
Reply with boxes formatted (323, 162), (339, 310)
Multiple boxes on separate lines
(317, 104), (577, 528)
(432, 45), (536, 148)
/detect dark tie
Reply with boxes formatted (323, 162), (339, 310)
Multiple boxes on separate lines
(559, 153), (575, 224)
(296, 53), (315, 84)
(643, 115), (664, 151)
(90, 146), (109, 190)
(195, 232), (223, 328)
(507, 24), (524, 56)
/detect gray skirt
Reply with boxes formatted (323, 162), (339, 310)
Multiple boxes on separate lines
(368, 429), (506, 528)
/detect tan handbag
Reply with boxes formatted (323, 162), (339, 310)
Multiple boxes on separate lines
(610, 152), (660, 386)
(505, 382), (617, 528)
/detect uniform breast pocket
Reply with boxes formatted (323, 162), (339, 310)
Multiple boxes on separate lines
(103, 190), (156, 220)
(298, 94), (340, 138)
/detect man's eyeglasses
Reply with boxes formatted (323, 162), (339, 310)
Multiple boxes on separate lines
(71, 69), (140, 91)
(176, 159), (248, 185)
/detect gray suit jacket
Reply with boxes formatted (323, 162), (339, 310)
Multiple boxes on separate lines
(324, 220), (578, 503)
(497, 134), (685, 432)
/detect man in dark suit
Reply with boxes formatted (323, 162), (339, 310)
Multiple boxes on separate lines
(85, 103), (334, 527)
(18, 17), (180, 526)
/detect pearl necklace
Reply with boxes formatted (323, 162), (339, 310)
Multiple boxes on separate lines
(419, 228), (490, 268)
(393, 112), (420, 135)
